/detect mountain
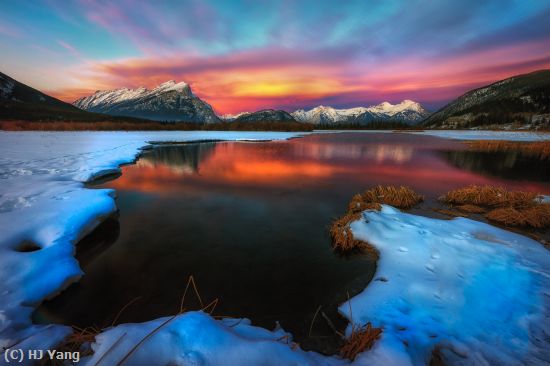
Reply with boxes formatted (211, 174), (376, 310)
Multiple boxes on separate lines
(74, 81), (220, 123)
(291, 100), (430, 125)
(221, 112), (251, 121)
(233, 109), (296, 123)
(423, 70), (550, 129)
(0, 71), (112, 121)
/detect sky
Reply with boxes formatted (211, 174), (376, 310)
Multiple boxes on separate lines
(1, 0), (549, 114)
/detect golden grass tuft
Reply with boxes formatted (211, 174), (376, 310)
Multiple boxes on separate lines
(349, 185), (424, 212)
(348, 194), (382, 214)
(340, 323), (383, 360)
(464, 140), (550, 159)
(440, 185), (549, 229)
(331, 186), (423, 254)
(440, 185), (538, 209)
(329, 212), (373, 253)
(485, 205), (550, 229)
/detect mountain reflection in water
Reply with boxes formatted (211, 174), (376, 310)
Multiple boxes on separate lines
(35, 132), (550, 355)
(442, 150), (550, 182)
(138, 143), (217, 175)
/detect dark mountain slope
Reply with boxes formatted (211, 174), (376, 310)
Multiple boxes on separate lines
(0, 71), (145, 122)
(423, 70), (550, 129)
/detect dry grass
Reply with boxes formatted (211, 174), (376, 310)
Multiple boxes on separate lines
(44, 276), (221, 365)
(0, 120), (314, 132)
(349, 185), (424, 213)
(340, 323), (383, 360)
(485, 205), (550, 229)
(331, 186), (423, 254)
(429, 346), (445, 366)
(329, 212), (377, 257)
(440, 185), (549, 229)
(464, 140), (550, 159)
(432, 208), (467, 218)
(456, 204), (486, 214)
(440, 185), (538, 209)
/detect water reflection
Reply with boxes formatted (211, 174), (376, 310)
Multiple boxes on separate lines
(35, 133), (550, 355)
(443, 150), (550, 182)
(139, 143), (216, 175)
(292, 142), (413, 163)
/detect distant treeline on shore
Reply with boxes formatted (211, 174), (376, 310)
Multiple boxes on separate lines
(0, 120), (423, 132)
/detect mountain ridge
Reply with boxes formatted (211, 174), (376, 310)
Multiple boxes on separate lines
(423, 70), (550, 129)
(233, 109), (295, 123)
(291, 100), (430, 125)
(0, 71), (147, 122)
(74, 81), (220, 124)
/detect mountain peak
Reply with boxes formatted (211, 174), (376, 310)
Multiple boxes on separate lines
(154, 80), (191, 94)
(291, 99), (430, 125)
(73, 80), (218, 123)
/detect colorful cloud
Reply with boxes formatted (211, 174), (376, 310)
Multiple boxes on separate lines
(1, 0), (549, 113)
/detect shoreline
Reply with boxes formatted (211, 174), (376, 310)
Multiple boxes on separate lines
(1, 130), (549, 364)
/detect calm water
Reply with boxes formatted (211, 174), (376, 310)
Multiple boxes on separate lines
(35, 132), (550, 353)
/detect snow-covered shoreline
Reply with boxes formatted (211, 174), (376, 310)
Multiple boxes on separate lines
(406, 130), (550, 141)
(1, 130), (549, 365)
(343, 206), (550, 365)
(311, 129), (550, 141)
(0, 131), (310, 363)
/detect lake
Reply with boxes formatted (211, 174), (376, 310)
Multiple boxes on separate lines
(34, 132), (550, 354)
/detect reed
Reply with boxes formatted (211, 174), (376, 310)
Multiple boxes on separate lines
(485, 205), (550, 229)
(349, 185), (423, 213)
(340, 323), (382, 360)
(331, 185), (423, 253)
(440, 185), (539, 209)
(456, 204), (486, 213)
(47, 276), (220, 365)
(0, 120), (314, 132)
(464, 140), (550, 159)
(440, 185), (549, 229)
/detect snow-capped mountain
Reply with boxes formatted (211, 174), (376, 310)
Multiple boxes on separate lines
(221, 111), (251, 121)
(74, 81), (220, 123)
(292, 100), (430, 125)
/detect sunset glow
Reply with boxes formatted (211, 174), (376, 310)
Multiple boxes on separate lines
(1, 0), (549, 113)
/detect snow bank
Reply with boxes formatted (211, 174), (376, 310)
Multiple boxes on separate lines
(0, 131), (306, 358)
(83, 311), (345, 366)
(409, 130), (550, 141)
(2, 131), (549, 365)
(342, 205), (550, 365)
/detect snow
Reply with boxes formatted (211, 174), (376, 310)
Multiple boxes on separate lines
(0, 131), (307, 358)
(0, 75), (15, 98)
(409, 130), (550, 141)
(292, 101), (429, 124)
(154, 80), (191, 94)
(368, 100), (425, 115)
(83, 311), (345, 366)
(220, 111), (251, 121)
(1, 130), (549, 365)
(341, 205), (550, 365)
(73, 80), (193, 108)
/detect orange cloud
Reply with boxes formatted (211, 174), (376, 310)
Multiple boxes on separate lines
(48, 38), (550, 113)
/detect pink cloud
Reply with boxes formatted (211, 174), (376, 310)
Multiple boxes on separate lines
(49, 37), (550, 113)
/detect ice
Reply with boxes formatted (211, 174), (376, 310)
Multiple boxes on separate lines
(0, 131), (307, 356)
(83, 311), (345, 366)
(1, 131), (549, 365)
(341, 205), (550, 365)
(409, 130), (550, 141)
